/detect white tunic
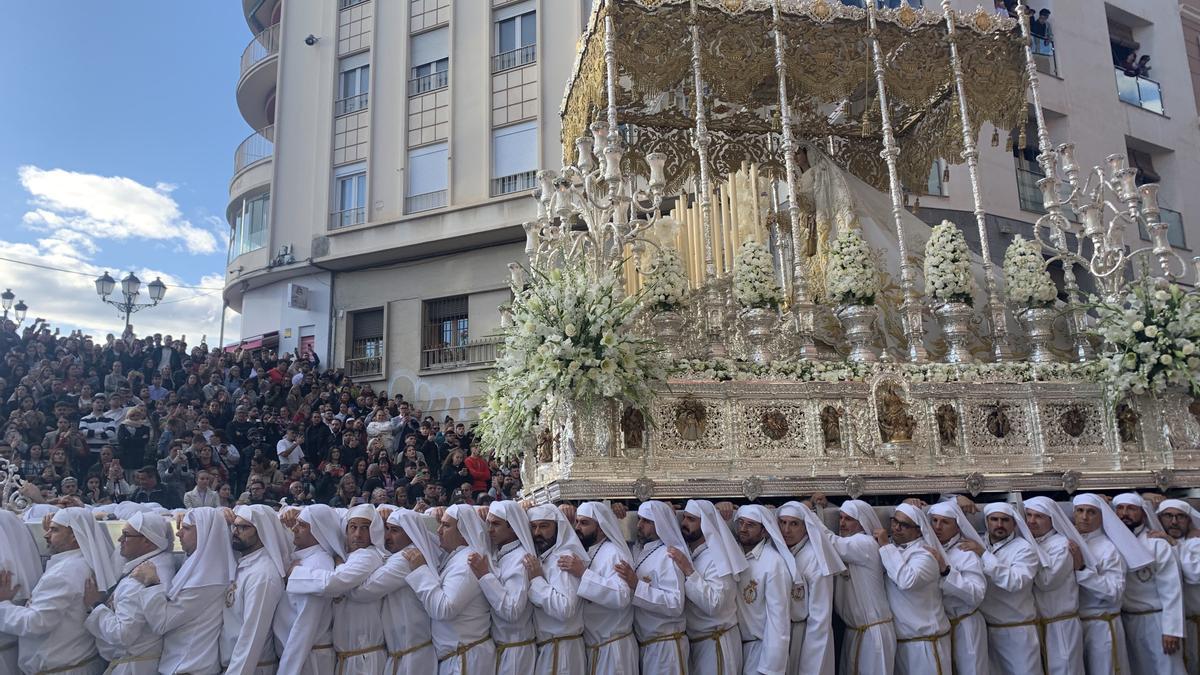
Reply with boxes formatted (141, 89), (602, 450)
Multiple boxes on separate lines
(529, 543), (586, 675)
(682, 542), (741, 675)
(829, 532), (896, 675)
(1075, 529), (1130, 675)
(736, 539), (790, 675)
(1121, 528), (1185, 675)
(0, 550), (104, 675)
(631, 540), (688, 675)
(137, 583), (226, 674)
(979, 534), (1043, 675)
(577, 540), (638, 675)
(86, 551), (177, 675)
(222, 548), (285, 675)
(478, 541), (536, 674)
(1175, 537), (1200, 675)
(350, 545), (435, 675)
(407, 545), (496, 675)
(1032, 531), (1084, 675)
(287, 547), (386, 675)
(879, 540), (950, 675)
(791, 538), (836, 675)
(273, 545), (335, 675)
(938, 538), (989, 675)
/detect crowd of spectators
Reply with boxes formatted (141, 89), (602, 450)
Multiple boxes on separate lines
(0, 317), (522, 513)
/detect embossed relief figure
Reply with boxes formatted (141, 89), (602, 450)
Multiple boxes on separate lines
(876, 382), (915, 443)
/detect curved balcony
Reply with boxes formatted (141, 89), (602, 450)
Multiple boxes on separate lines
(237, 24), (279, 129)
(233, 125), (274, 176)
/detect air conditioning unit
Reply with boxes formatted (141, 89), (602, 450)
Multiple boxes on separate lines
(287, 283), (309, 310)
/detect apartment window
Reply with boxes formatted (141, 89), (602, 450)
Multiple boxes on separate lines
(493, 2), (536, 72)
(331, 162), (367, 229)
(421, 296), (469, 369)
(410, 28), (449, 95)
(407, 143), (448, 213)
(336, 54), (370, 116)
(348, 309), (384, 378)
(230, 192), (270, 262)
(492, 121), (538, 196)
(925, 159), (948, 197)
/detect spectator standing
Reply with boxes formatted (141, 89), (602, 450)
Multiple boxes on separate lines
(79, 394), (117, 472)
(117, 405), (151, 468)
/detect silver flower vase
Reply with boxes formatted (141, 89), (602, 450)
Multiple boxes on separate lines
(1019, 306), (1058, 363)
(933, 301), (975, 364)
(650, 309), (686, 359)
(836, 304), (880, 363)
(559, 396), (620, 461)
(738, 306), (778, 365)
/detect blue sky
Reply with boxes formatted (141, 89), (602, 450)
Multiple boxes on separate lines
(0, 1), (249, 342)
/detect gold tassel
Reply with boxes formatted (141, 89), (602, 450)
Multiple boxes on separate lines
(903, 191), (911, 207)
(913, 197), (921, 214)
(942, 166), (950, 183)
(991, 128), (1000, 147)
(1005, 134), (1014, 152)
(1018, 127), (1027, 150)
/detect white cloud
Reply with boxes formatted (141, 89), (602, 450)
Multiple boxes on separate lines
(17, 165), (219, 255)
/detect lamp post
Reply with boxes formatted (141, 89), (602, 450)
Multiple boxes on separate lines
(94, 271), (167, 334)
(1, 289), (27, 326)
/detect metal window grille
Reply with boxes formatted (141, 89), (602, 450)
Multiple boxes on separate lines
(233, 125), (274, 175)
(421, 297), (470, 369)
(408, 70), (448, 96)
(339, 0), (369, 9)
(240, 23), (279, 78)
(347, 310), (384, 377)
(405, 190), (447, 214)
(491, 45), (536, 73)
(491, 171), (538, 197)
(335, 92), (369, 116)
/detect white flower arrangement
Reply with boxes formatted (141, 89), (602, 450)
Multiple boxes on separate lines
(924, 221), (974, 305)
(643, 248), (688, 313)
(826, 229), (879, 305)
(1093, 280), (1200, 398)
(478, 261), (666, 459)
(1003, 235), (1056, 308)
(733, 240), (784, 309)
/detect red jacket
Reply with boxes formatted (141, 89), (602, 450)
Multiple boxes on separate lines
(464, 455), (491, 494)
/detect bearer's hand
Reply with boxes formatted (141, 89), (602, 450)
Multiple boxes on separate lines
(83, 576), (104, 609)
(131, 562), (161, 587)
(403, 548), (427, 569)
(1067, 541), (1084, 571)
(957, 540), (984, 556)
(1164, 635), (1181, 655)
(614, 560), (638, 591)
(557, 554), (586, 578)
(0, 570), (19, 603)
(522, 554), (544, 579)
(666, 547), (694, 577)
(872, 528), (889, 547)
(468, 552), (490, 579)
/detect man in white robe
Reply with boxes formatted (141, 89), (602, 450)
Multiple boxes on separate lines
(287, 503), (388, 675)
(778, 501), (844, 675)
(0, 507), (117, 675)
(957, 503), (1045, 675)
(559, 501), (638, 675)
(130, 506), (236, 675)
(829, 500), (896, 675)
(0, 510), (42, 675)
(669, 499), (744, 675)
(275, 504), (342, 675)
(1023, 497), (1085, 675)
(84, 512), (177, 674)
(1071, 494), (1136, 675)
(1157, 499), (1200, 674)
(404, 503), (496, 675)
(735, 504), (794, 675)
(617, 501), (689, 674)
(525, 503), (589, 675)
(223, 505), (289, 675)
(927, 499), (989, 675)
(475, 501), (536, 673)
(350, 508), (438, 675)
(879, 503), (951, 675)
(1112, 493), (1185, 674)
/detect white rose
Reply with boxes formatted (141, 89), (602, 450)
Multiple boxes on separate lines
(1144, 325), (1159, 338)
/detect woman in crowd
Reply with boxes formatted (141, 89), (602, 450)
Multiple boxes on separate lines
(118, 405), (151, 468)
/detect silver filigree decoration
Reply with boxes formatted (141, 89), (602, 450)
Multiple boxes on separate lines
(742, 476), (764, 501)
(964, 471), (985, 497)
(633, 477), (656, 501)
(0, 456), (30, 513)
(1061, 470), (1081, 495)
(844, 474), (865, 499)
(1153, 469), (1174, 494)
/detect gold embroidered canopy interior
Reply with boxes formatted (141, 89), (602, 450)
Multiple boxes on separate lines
(561, 0), (1029, 192)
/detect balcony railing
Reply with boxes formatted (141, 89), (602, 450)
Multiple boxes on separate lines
(421, 337), (502, 371)
(339, 0), (369, 9)
(406, 190), (447, 214)
(346, 354), (383, 378)
(329, 206), (366, 230)
(409, 71), (448, 96)
(492, 45), (536, 73)
(1032, 36), (1057, 77)
(1015, 161), (1046, 214)
(335, 92), (369, 116)
(492, 171), (538, 197)
(1115, 67), (1164, 114)
(233, 125), (275, 175)
(240, 23), (280, 79)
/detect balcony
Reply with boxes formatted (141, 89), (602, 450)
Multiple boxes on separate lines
(409, 71), (448, 96)
(233, 125), (274, 176)
(406, 190), (447, 214)
(237, 24), (280, 130)
(492, 171), (537, 197)
(492, 45), (536, 73)
(335, 93), (369, 117)
(346, 353), (383, 378)
(1115, 67), (1164, 114)
(420, 337), (502, 371)
(1015, 159), (1046, 214)
(1032, 37), (1057, 78)
(329, 207), (367, 230)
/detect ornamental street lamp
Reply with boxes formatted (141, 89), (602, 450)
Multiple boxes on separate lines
(2, 289), (28, 325)
(94, 271), (167, 333)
